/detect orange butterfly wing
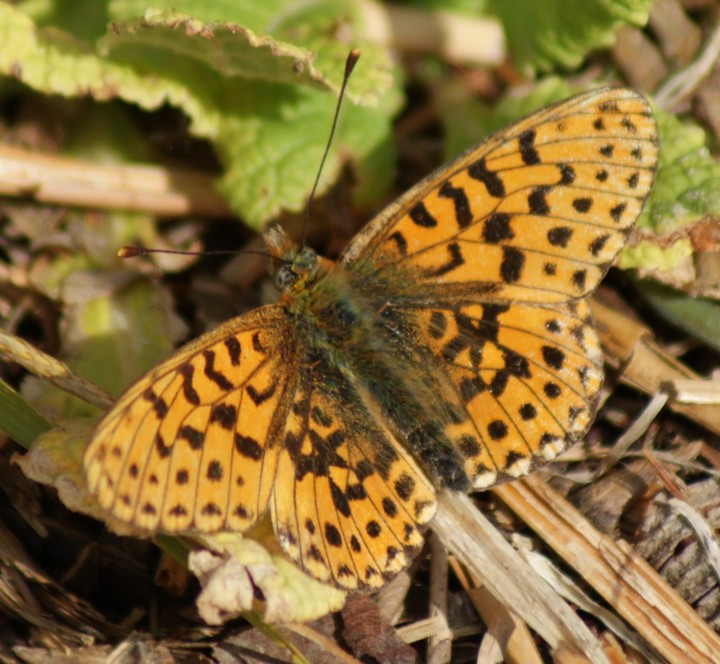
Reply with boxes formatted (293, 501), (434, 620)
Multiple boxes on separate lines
(343, 88), (657, 303)
(84, 306), (298, 533)
(271, 356), (436, 589)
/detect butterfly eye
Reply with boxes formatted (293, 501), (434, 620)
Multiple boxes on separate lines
(274, 265), (297, 291)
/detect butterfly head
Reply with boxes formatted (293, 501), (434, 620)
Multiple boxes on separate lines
(264, 225), (321, 293)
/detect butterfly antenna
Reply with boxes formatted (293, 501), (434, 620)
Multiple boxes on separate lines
(118, 245), (279, 261)
(302, 49), (360, 243)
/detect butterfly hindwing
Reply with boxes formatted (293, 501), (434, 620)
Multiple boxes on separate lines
(385, 298), (603, 489)
(84, 305), (298, 533)
(270, 353), (436, 589)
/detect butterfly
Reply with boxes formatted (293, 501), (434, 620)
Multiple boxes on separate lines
(84, 88), (658, 590)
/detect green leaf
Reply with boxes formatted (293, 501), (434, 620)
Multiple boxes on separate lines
(0, 5), (216, 133)
(218, 75), (401, 225)
(19, 206), (188, 418)
(108, 0), (299, 33)
(101, 10), (332, 94)
(643, 109), (720, 234)
(407, 0), (489, 11)
(69, 280), (186, 397)
(619, 107), (720, 274)
(23, 271), (187, 420)
(636, 281), (720, 353)
(488, 0), (654, 75)
(0, 4), (401, 226)
(19, 0), (110, 41)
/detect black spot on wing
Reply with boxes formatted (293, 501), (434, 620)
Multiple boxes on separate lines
(572, 198), (593, 213)
(366, 520), (381, 537)
(251, 332), (266, 354)
(572, 269), (587, 291)
(483, 213), (513, 243)
(519, 403), (537, 420)
(235, 433), (262, 460)
(528, 187), (550, 215)
(203, 350), (233, 390)
(518, 129), (540, 165)
(610, 203), (627, 223)
(502, 451), (526, 471)
(388, 231), (408, 256)
(178, 364), (200, 406)
(430, 242), (464, 277)
(224, 337), (241, 366)
(246, 381), (277, 405)
(144, 388), (168, 418)
(500, 247), (525, 283)
(621, 116), (637, 133)
(487, 420), (508, 440)
(155, 434), (172, 458)
(559, 163), (575, 184)
(201, 502), (221, 517)
(394, 473), (415, 501)
(547, 227), (572, 248)
(468, 158), (505, 197)
(541, 345), (566, 370)
(438, 180), (472, 228)
(210, 403), (237, 430)
(330, 480), (351, 518)
(206, 460), (223, 481)
(504, 349), (530, 378)
(544, 382), (561, 399)
(409, 202), (437, 228)
(598, 99), (619, 113)
(178, 425), (204, 450)
(589, 234), (610, 256)
(382, 497), (398, 517)
(325, 523), (342, 547)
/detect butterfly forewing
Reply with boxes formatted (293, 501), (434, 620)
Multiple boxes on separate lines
(84, 306), (298, 533)
(341, 88), (658, 304)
